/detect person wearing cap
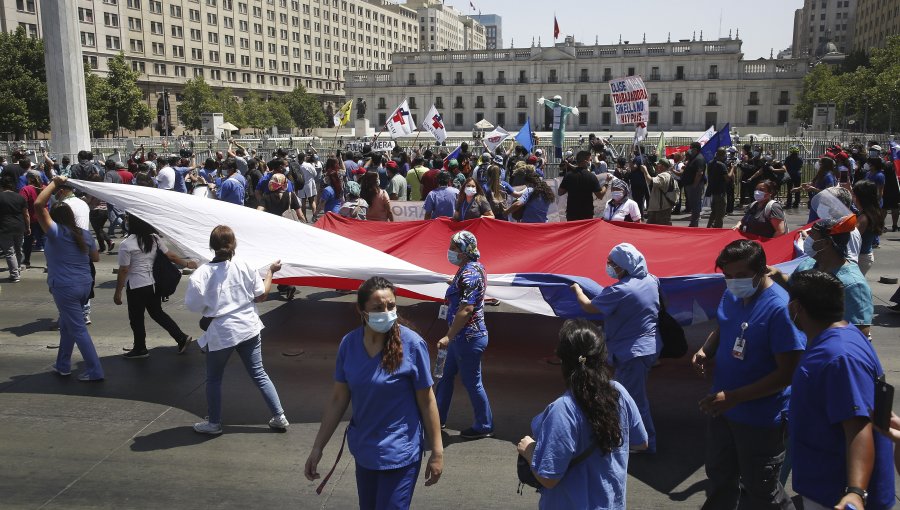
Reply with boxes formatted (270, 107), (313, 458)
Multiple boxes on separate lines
(406, 156), (429, 201)
(339, 181), (369, 220)
(682, 142), (707, 227)
(435, 231), (494, 439)
(386, 161), (407, 202)
(570, 243), (662, 453)
(447, 159), (465, 190)
(533, 149), (546, 174)
(641, 158), (678, 225)
(784, 146), (804, 209)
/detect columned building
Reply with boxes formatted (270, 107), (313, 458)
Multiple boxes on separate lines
(346, 37), (808, 133)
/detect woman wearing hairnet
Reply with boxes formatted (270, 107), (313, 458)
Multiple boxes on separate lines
(569, 243), (660, 453)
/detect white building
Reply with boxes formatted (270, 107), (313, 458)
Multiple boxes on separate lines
(346, 37), (808, 134)
(792, 0), (857, 58)
(405, 0), (485, 51)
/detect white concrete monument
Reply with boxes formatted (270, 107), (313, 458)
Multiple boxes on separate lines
(40, 0), (91, 157)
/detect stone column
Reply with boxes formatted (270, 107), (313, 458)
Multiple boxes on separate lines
(39, 0), (90, 157)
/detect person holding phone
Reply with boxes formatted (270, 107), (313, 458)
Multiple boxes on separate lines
(786, 269), (894, 510)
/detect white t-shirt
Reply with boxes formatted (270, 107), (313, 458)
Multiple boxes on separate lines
(117, 235), (168, 290)
(156, 166), (175, 190)
(603, 198), (642, 222)
(847, 228), (861, 264)
(297, 162), (318, 199)
(184, 256), (265, 352)
(61, 195), (91, 230)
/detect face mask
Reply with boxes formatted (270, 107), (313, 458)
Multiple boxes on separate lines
(869, 150), (880, 158)
(464, 186), (477, 197)
(611, 191), (625, 201)
(803, 235), (823, 258)
(753, 190), (767, 202)
(725, 277), (759, 299)
(448, 250), (464, 265)
(863, 163), (870, 172)
(606, 265), (620, 279)
(752, 151), (760, 158)
(814, 161), (820, 172)
(366, 309), (397, 334)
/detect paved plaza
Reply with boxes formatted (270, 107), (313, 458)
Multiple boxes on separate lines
(1, 209), (899, 509)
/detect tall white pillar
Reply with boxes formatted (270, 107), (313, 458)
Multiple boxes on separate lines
(39, 0), (90, 157)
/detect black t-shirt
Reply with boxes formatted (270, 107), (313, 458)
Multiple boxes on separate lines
(707, 160), (729, 195)
(682, 153), (707, 185)
(560, 167), (601, 220)
(0, 190), (27, 235)
(261, 191), (300, 216)
(5, 164), (25, 179)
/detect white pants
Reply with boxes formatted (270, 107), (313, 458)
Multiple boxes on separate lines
(858, 252), (874, 275)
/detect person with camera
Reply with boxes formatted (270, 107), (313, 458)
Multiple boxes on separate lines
(517, 319), (647, 508)
(640, 158), (678, 226)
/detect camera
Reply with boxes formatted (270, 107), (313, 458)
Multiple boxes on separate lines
(179, 147), (194, 158)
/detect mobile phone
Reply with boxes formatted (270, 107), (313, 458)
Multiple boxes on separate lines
(874, 376), (894, 431)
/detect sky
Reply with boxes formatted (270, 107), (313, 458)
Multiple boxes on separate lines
(438, 0), (800, 60)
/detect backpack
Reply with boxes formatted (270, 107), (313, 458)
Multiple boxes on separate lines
(287, 160), (306, 190)
(662, 174), (679, 208)
(152, 240), (182, 298)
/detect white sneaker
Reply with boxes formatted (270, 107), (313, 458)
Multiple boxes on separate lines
(193, 420), (223, 435)
(268, 414), (289, 430)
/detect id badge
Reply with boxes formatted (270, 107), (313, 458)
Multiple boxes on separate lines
(438, 305), (449, 320)
(732, 337), (746, 360)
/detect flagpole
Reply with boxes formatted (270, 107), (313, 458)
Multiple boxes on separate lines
(332, 124), (341, 152)
(411, 130), (421, 148)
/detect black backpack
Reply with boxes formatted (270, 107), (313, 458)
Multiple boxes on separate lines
(287, 160), (306, 190)
(152, 241), (182, 298)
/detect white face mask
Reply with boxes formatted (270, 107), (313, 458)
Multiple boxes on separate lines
(863, 163), (871, 172)
(366, 309), (397, 334)
(464, 186), (477, 197)
(753, 190), (767, 202)
(725, 277), (759, 299)
(611, 190), (625, 201)
(803, 235), (823, 258)
(606, 264), (620, 279)
(448, 250), (464, 265)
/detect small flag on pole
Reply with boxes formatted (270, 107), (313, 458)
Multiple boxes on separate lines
(422, 104), (447, 143)
(385, 100), (416, 138)
(334, 99), (353, 127)
(553, 16), (560, 39)
(514, 117), (534, 153)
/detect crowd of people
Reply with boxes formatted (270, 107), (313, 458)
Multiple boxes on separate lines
(1, 133), (900, 510)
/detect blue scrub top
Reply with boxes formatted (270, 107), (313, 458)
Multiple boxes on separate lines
(173, 166), (191, 193)
(423, 186), (459, 219)
(789, 325), (895, 510)
(320, 186), (342, 214)
(217, 177), (245, 205)
(794, 259), (874, 327)
(590, 275), (661, 365)
(530, 385), (647, 510)
(335, 325), (434, 471)
(712, 284), (806, 427)
(445, 261), (487, 341)
(44, 222), (96, 289)
(517, 187), (551, 223)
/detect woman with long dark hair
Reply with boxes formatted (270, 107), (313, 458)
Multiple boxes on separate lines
(313, 158), (344, 219)
(852, 179), (884, 275)
(505, 168), (555, 223)
(360, 170), (393, 221)
(453, 176), (494, 221)
(800, 157), (837, 222)
(34, 176), (104, 381)
(17, 172), (41, 269)
(517, 319), (647, 508)
(185, 225), (288, 434)
(114, 214), (197, 358)
(305, 276), (443, 509)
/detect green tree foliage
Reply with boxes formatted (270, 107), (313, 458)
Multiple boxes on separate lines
(215, 88), (245, 128)
(242, 92), (273, 132)
(178, 76), (218, 131)
(280, 86), (326, 131)
(0, 27), (49, 137)
(85, 71), (113, 137)
(105, 53), (152, 133)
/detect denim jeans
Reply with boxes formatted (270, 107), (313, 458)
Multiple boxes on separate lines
(0, 233), (23, 279)
(107, 206), (126, 237)
(52, 283), (104, 379)
(435, 333), (493, 433)
(614, 354), (658, 452)
(205, 334), (284, 424)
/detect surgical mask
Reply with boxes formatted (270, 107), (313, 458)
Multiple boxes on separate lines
(725, 277), (759, 299)
(803, 235), (822, 258)
(366, 309), (397, 334)
(753, 190), (767, 202)
(606, 265), (620, 279)
(869, 150), (880, 158)
(611, 190), (625, 201)
(448, 250), (464, 265)
(863, 163), (870, 172)
(464, 186), (477, 197)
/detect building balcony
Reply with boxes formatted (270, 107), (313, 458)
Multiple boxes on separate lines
(516, 101), (527, 108)
(434, 78), (443, 85)
(649, 100), (659, 107)
(548, 76), (558, 83)
(454, 102), (464, 108)
(748, 99), (760, 105)
(496, 77), (506, 84)
(579, 75), (589, 83)
(518, 77), (528, 84)
(454, 78), (464, 85)
(406, 79), (416, 85)
(778, 98), (791, 105)
(474, 102), (485, 108)
(706, 100), (719, 106)
(495, 102), (506, 108)
(707, 72), (719, 79)
(475, 78), (485, 85)
(673, 100), (684, 107)
(648, 73), (661, 81)
(602, 101), (612, 108)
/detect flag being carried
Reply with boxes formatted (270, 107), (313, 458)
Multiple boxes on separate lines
(696, 125), (716, 146)
(483, 127), (510, 152)
(422, 104), (447, 143)
(700, 123), (732, 162)
(385, 100), (416, 138)
(514, 117), (534, 153)
(333, 99), (353, 127)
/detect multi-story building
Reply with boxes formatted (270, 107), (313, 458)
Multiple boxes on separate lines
(0, 0), (419, 134)
(346, 37), (808, 133)
(406, 0), (485, 52)
(792, 0), (857, 58)
(470, 14), (501, 49)
(852, 0), (900, 53)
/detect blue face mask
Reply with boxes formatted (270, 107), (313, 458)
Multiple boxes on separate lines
(366, 309), (397, 334)
(448, 250), (464, 265)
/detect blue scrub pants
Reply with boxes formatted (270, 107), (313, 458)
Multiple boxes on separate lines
(204, 334), (283, 424)
(52, 283), (104, 379)
(614, 354), (657, 452)
(435, 334), (493, 433)
(355, 459), (421, 510)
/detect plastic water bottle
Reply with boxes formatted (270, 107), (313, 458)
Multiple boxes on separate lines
(434, 348), (448, 379)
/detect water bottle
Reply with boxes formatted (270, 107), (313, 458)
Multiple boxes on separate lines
(433, 348), (448, 379)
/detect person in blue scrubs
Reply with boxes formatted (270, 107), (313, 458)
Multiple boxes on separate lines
(787, 270), (895, 510)
(435, 231), (494, 439)
(313, 158), (344, 219)
(423, 171), (459, 220)
(517, 319), (647, 510)
(692, 239), (804, 509)
(34, 176), (104, 382)
(570, 243), (660, 453)
(504, 169), (554, 223)
(214, 161), (246, 206)
(305, 277), (443, 509)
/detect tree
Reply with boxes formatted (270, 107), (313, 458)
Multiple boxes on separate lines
(280, 85), (326, 131)
(794, 64), (840, 123)
(105, 53), (151, 134)
(178, 76), (218, 131)
(242, 92), (273, 133)
(269, 101), (294, 133)
(215, 88), (245, 128)
(84, 71), (113, 137)
(0, 27), (49, 138)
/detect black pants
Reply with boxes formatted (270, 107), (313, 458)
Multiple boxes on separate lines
(725, 182), (735, 213)
(785, 175), (802, 208)
(89, 209), (112, 252)
(126, 284), (188, 351)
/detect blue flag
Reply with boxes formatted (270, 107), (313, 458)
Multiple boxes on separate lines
(514, 117), (534, 153)
(700, 123), (732, 162)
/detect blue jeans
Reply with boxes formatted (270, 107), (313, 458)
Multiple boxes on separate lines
(355, 459), (421, 510)
(435, 333), (493, 432)
(204, 334), (283, 424)
(614, 354), (657, 452)
(52, 283), (104, 379)
(107, 206), (126, 237)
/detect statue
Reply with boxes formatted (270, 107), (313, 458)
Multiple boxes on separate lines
(537, 95), (579, 158)
(325, 102), (335, 128)
(356, 98), (367, 120)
